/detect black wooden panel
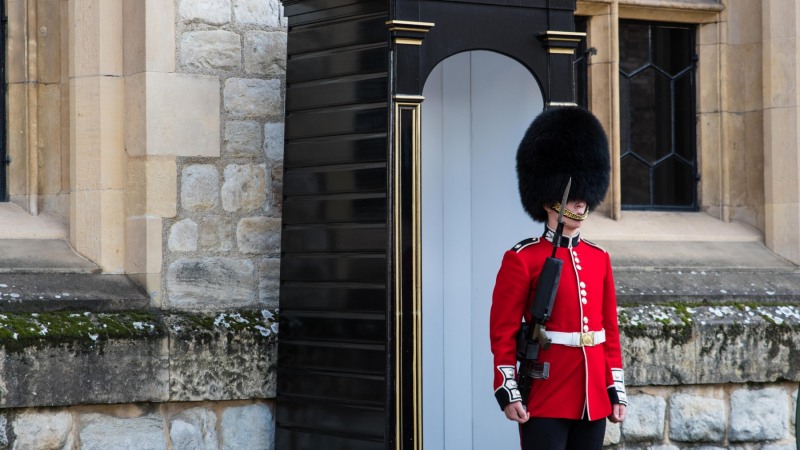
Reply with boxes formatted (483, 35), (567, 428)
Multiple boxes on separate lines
(278, 369), (385, 405)
(280, 283), (385, 312)
(277, 400), (385, 438)
(282, 223), (386, 252)
(284, 163), (386, 196)
(287, 73), (388, 110)
(282, 193), (386, 224)
(288, 14), (388, 55)
(287, 46), (388, 84)
(284, 134), (386, 168)
(281, 254), (385, 283)
(287, 104), (387, 140)
(276, 429), (384, 450)
(279, 313), (385, 342)
(283, 0), (367, 17)
(279, 340), (385, 374)
(287, 0), (387, 28)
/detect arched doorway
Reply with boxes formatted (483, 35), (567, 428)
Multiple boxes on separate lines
(421, 50), (544, 449)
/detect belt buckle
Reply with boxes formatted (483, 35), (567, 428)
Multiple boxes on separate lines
(580, 331), (595, 347)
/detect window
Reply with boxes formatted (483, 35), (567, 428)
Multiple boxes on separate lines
(619, 21), (697, 210)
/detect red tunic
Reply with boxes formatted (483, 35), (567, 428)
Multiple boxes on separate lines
(489, 233), (625, 421)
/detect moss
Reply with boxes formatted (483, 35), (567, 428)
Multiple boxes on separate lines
(0, 309), (279, 354)
(0, 311), (165, 354)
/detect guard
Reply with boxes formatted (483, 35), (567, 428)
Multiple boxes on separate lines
(489, 107), (627, 450)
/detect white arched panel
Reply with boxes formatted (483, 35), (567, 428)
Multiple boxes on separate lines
(422, 51), (544, 449)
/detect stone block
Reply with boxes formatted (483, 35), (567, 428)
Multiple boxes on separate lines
(180, 30), (242, 71)
(269, 163), (283, 213)
(169, 407), (219, 450)
(729, 387), (788, 441)
(221, 164), (267, 212)
(244, 31), (286, 76)
(181, 165), (219, 212)
(166, 258), (256, 309)
(765, 203), (800, 265)
(0, 312), (169, 408)
(619, 306), (696, 385)
(6, 83), (27, 198)
(763, 0), (797, 40)
(199, 215), (235, 252)
(71, 189), (126, 273)
(762, 444), (797, 450)
(603, 421), (620, 446)
(762, 38), (798, 108)
(126, 156), (178, 218)
(721, 43), (762, 113)
(71, 76), (126, 191)
(69, 0), (123, 77)
(725, 0), (762, 44)
(125, 216), (163, 274)
(220, 404), (275, 450)
(793, 389), (797, 427)
(12, 411), (73, 450)
(763, 107), (800, 204)
(180, 0), (232, 25)
(38, 83), (64, 196)
(224, 78), (282, 118)
(80, 413), (166, 450)
(169, 219), (199, 252)
(6, 0), (25, 84)
(258, 257), (280, 307)
(236, 217), (280, 254)
(695, 306), (800, 383)
(697, 44), (719, 113)
(125, 72), (220, 157)
(264, 122), (284, 161)
(668, 393), (725, 442)
(225, 121), (262, 157)
(647, 446), (679, 450)
(234, 0), (283, 27)
(123, 0), (176, 75)
(37, 0), (63, 84)
(621, 394), (665, 442)
(166, 311), (277, 400)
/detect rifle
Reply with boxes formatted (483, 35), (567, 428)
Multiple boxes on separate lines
(516, 178), (572, 407)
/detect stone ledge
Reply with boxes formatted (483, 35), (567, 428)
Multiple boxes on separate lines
(0, 309), (277, 408)
(621, 304), (800, 386)
(0, 274), (149, 312)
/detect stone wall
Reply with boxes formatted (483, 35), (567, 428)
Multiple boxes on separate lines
(603, 304), (800, 449)
(604, 383), (798, 449)
(165, 0), (286, 311)
(0, 401), (273, 450)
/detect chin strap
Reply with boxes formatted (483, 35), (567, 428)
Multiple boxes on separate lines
(549, 202), (589, 221)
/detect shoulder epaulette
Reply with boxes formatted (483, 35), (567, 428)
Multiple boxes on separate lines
(511, 237), (539, 252)
(582, 239), (607, 253)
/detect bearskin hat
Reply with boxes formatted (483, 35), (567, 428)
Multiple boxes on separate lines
(516, 107), (610, 222)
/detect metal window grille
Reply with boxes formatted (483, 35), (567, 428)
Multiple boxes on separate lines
(619, 20), (698, 210)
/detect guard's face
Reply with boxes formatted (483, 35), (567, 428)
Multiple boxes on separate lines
(544, 199), (588, 234)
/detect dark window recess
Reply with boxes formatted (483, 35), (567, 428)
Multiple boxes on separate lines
(620, 20), (698, 210)
(574, 16), (589, 109)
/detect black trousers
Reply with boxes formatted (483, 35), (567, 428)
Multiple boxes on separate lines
(519, 417), (606, 450)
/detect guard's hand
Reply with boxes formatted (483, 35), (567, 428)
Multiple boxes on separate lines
(608, 404), (626, 423)
(503, 402), (530, 424)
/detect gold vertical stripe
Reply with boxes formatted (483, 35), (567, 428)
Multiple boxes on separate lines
(411, 102), (423, 450)
(393, 102), (403, 450)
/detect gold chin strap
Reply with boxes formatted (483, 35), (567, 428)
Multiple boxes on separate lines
(549, 202), (589, 221)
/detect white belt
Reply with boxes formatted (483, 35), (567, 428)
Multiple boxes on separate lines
(548, 329), (606, 347)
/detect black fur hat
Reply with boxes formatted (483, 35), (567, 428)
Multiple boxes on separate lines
(516, 107), (610, 222)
